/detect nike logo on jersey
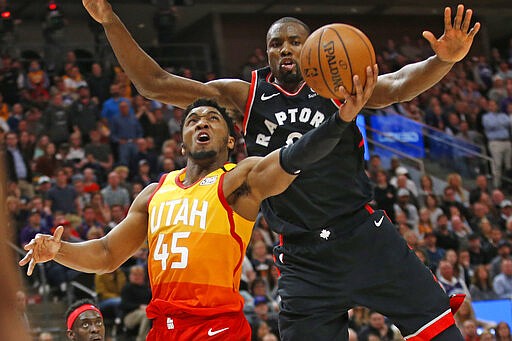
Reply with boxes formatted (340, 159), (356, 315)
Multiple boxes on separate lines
(208, 327), (229, 336)
(374, 216), (384, 227)
(261, 93), (280, 101)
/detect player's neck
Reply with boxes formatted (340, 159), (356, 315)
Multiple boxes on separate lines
(183, 159), (225, 186)
(273, 79), (305, 93)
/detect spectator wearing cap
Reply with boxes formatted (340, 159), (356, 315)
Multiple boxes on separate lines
(69, 85), (101, 142)
(498, 199), (512, 230)
(393, 188), (419, 230)
(252, 295), (279, 338)
(493, 258), (512, 299)
(490, 240), (512, 278)
(129, 137), (158, 179)
(35, 175), (52, 200)
(132, 159), (154, 187)
(28, 195), (53, 230)
(19, 208), (50, 248)
(389, 166), (418, 198)
(488, 74), (508, 105)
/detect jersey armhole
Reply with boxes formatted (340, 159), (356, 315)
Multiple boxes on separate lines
(146, 173), (168, 209)
(242, 70), (257, 134)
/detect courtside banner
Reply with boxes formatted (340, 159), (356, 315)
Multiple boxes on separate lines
(370, 114), (425, 158)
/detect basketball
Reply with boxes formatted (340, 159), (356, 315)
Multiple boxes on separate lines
(299, 23), (376, 99)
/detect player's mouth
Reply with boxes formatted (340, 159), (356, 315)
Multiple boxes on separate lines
(280, 58), (296, 72)
(90, 336), (103, 341)
(196, 131), (211, 144)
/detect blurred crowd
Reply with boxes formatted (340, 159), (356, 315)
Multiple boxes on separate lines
(3, 33), (512, 341)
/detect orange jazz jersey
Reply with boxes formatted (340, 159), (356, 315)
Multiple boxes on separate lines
(146, 164), (254, 318)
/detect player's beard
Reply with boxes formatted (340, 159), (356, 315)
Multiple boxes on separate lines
(278, 65), (303, 84)
(189, 150), (217, 160)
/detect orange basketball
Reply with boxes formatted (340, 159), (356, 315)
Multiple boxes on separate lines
(299, 23), (376, 99)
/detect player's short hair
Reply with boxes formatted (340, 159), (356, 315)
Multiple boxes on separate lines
(267, 17), (311, 40)
(181, 98), (236, 140)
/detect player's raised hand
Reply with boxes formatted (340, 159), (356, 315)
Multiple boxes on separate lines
(337, 64), (378, 122)
(19, 226), (64, 276)
(423, 4), (480, 63)
(82, 0), (115, 25)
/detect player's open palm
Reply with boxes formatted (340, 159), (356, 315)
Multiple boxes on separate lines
(337, 64), (378, 122)
(423, 4), (480, 63)
(19, 226), (64, 276)
(82, 0), (115, 25)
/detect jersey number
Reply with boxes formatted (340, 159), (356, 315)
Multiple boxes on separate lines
(153, 232), (191, 270)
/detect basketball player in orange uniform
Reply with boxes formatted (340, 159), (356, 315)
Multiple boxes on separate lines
(20, 73), (376, 340)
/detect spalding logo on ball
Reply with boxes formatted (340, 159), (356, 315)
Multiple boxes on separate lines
(299, 23), (376, 99)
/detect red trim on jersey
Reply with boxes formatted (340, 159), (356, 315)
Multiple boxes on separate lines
(364, 204), (374, 214)
(174, 168), (206, 189)
(242, 70), (257, 134)
(403, 309), (455, 341)
(331, 98), (343, 107)
(218, 172), (245, 283)
(266, 72), (307, 96)
(358, 138), (365, 148)
(147, 173), (168, 209)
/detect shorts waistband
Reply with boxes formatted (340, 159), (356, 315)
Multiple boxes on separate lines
(151, 311), (243, 331)
(281, 204), (374, 245)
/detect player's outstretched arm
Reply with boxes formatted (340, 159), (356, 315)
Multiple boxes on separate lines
(225, 67), (377, 220)
(367, 4), (480, 108)
(19, 183), (155, 275)
(82, 0), (248, 110)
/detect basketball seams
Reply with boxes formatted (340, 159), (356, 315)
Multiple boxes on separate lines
(351, 27), (377, 70)
(331, 26), (354, 95)
(317, 28), (333, 98)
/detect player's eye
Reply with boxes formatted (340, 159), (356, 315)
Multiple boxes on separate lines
(81, 322), (89, 328)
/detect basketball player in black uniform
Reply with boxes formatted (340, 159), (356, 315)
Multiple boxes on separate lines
(84, 1), (480, 339)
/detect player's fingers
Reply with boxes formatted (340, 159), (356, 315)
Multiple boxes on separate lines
(23, 238), (35, 251)
(53, 225), (64, 242)
(422, 31), (437, 46)
(468, 22), (481, 39)
(352, 74), (362, 98)
(337, 85), (351, 102)
(27, 258), (35, 276)
(453, 4), (464, 30)
(461, 8), (473, 32)
(18, 249), (32, 267)
(444, 7), (452, 31)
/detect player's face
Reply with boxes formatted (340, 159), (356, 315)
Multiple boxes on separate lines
(68, 310), (104, 341)
(266, 22), (309, 85)
(182, 106), (234, 161)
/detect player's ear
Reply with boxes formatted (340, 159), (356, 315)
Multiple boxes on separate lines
(66, 330), (76, 340)
(181, 143), (186, 155)
(227, 136), (235, 150)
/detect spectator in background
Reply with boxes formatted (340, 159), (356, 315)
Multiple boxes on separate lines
(38, 332), (53, 341)
(488, 75), (508, 104)
(100, 83), (132, 124)
(83, 129), (113, 178)
(110, 100), (143, 166)
(496, 321), (512, 341)
(424, 193), (444, 227)
(393, 188), (419, 229)
(19, 208), (50, 248)
(69, 85), (101, 142)
(357, 310), (395, 341)
(4, 131), (33, 199)
(423, 232), (445, 273)
(34, 142), (59, 177)
(120, 265), (151, 341)
(0, 55), (21, 105)
(45, 168), (79, 216)
(86, 63), (111, 105)
(437, 259), (471, 298)
(493, 258), (512, 299)
(101, 171), (130, 210)
(469, 175), (491, 206)
(469, 264), (498, 301)
(75, 205), (103, 240)
(147, 108), (170, 147)
(43, 92), (70, 145)
(95, 268), (126, 322)
(461, 319), (480, 341)
(482, 99), (512, 188)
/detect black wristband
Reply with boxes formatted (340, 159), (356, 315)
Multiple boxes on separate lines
(279, 112), (350, 175)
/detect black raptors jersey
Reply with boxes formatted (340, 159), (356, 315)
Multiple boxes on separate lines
(243, 67), (373, 235)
